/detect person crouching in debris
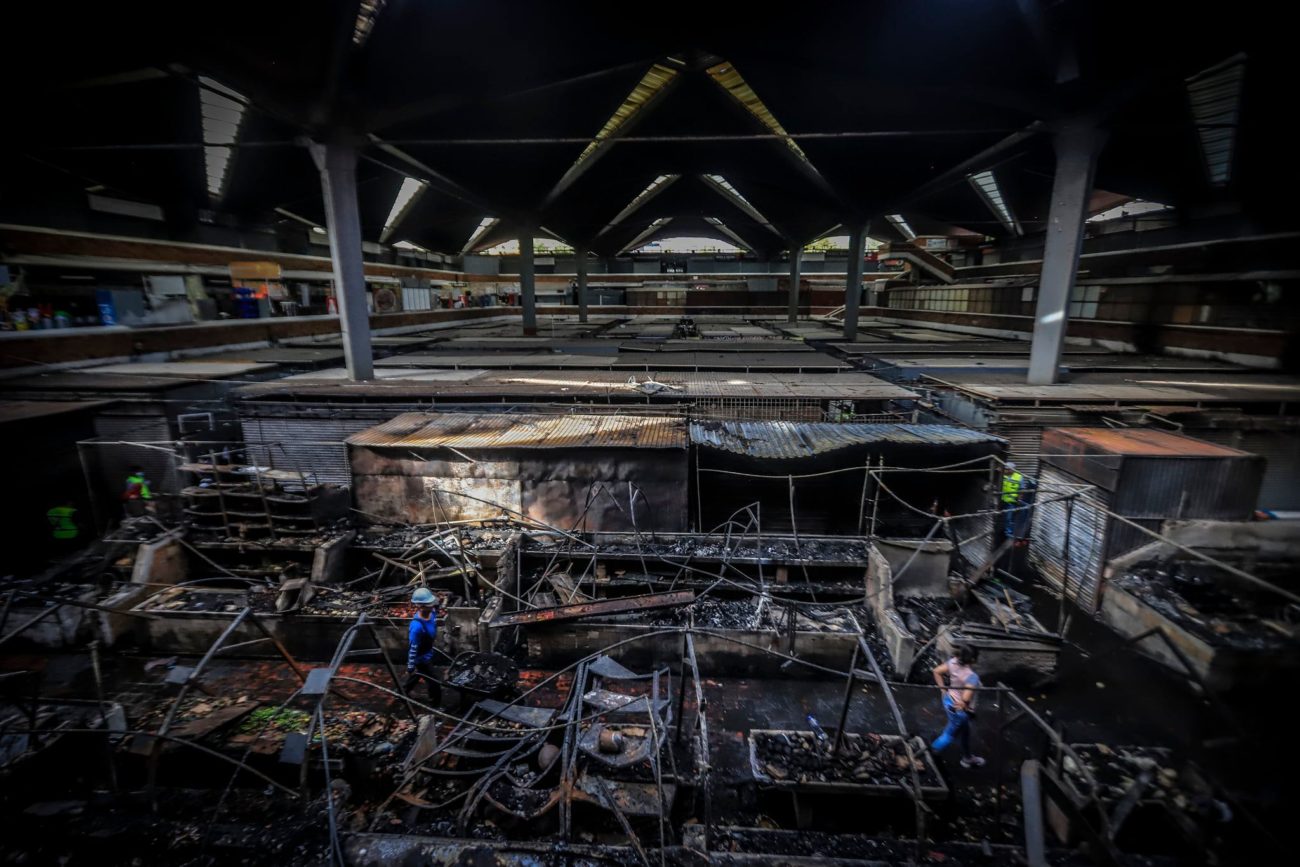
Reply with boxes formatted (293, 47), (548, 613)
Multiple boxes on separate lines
(405, 588), (443, 708)
(930, 645), (985, 768)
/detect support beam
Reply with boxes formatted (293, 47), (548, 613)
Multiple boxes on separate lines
(309, 140), (373, 381)
(786, 247), (802, 323)
(1027, 124), (1106, 385)
(575, 247), (589, 323)
(843, 224), (868, 341)
(519, 231), (537, 335)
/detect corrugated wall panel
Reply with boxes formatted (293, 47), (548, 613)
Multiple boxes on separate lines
(990, 424), (1044, 477)
(1189, 429), (1300, 510)
(1112, 456), (1261, 519)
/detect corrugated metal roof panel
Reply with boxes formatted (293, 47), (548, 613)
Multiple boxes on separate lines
(689, 420), (1003, 458)
(349, 412), (686, 450)
(0, 399), (114, 424)
(85, 361), (279, 378)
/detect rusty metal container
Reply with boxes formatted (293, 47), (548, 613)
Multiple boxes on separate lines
(1029, 428), (1263, 611)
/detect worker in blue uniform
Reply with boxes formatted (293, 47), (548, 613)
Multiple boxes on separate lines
(405, 587), (443, 707)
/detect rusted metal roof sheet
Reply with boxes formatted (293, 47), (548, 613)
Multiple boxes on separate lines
(348, 412), (687, 450)
(690, 420), (1003, 458)
(1043, 427), (1251, 458)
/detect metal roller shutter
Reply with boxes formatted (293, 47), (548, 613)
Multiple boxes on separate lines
(1029, 466), (1111, 612)
(989, 424), (1043, 477)
(239, 417), (376, 488)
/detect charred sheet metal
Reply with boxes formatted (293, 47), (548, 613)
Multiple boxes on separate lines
(349, 414), (690, 531)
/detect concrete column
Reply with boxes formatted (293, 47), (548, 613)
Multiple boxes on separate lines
(576, 247), (589, 323)
(518, 232), (537, 335)
(1027, 124), (1106, 385)
(308, 140), (373, 381)
(786, 247), (802, 323)
(843, 223), (868, 341)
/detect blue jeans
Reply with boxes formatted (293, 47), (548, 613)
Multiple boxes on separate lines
(1001, 500), (1018, 538)
(931, 696), (972, 758)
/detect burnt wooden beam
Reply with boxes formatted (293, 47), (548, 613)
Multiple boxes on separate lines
(490, 591), (694, 628)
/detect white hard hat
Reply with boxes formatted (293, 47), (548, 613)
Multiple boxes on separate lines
(1005, 461), (1017, 470)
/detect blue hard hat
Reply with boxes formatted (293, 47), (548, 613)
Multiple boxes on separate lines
(412, 588), (436, 605)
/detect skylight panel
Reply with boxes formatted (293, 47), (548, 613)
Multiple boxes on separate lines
(544, 63), (680, 204)
(619, 217), (672, 255)
(380, 177), (426, 241)
(574, 64), (679, 170)
(885, 214), (916, 240)
(705, 61), (811, 166)
(967, 170), (1019, 234)
(1186, 53), (1245, 186)
(702, 174), (774, 230)
(199, 77), (247, 199)
(461, 217), (499, 254)
(1087, 199), (1172, 223)
(597, 175), (678, 237)
(353, 0), (387, 46)
(703, 216), (752, 251)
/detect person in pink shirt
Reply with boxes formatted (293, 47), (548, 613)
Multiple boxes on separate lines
(930, 645), (985, 768)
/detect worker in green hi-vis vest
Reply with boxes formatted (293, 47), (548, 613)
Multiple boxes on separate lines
(122, 465), (152, 517)
(1000, 462), (1023, 539)
(46, 500), (80, 544)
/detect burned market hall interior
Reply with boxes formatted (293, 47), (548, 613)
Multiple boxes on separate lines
(1, 2), (1298, 865)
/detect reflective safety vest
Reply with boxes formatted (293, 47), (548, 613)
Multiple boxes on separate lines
(1001, 471), (1023, 504)
(124, 474), (152, 500)
(47, 505), (78, 540)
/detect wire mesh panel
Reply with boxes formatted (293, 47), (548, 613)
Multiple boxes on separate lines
(693, 397), (823, 421)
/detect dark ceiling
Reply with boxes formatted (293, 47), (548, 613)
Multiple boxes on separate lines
(1, 1), (1290, 257)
